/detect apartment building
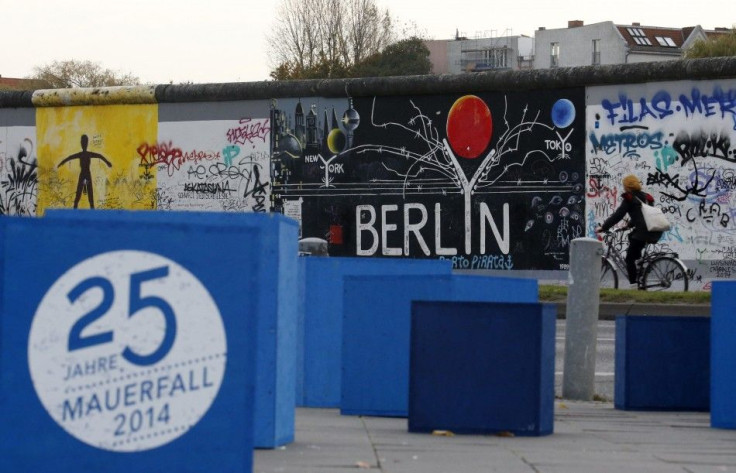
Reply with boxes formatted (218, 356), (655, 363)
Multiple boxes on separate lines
(427, 30), (534, 74)
(426, 21), (731, 74)
(534, 20), (727, 68)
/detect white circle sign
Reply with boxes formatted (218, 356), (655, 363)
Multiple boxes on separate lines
(27, 250), (227, 452)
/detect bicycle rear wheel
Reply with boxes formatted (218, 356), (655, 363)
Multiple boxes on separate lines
(641, 256), (689, 292)
(601, 257), (618, 289)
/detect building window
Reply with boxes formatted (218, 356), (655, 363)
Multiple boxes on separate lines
(550, 42), (559, 67)
(592, 39), (601, 65)
(482, 48), (508, 69)
(655, 36), (676, 47)
(627, 27), (652, 45)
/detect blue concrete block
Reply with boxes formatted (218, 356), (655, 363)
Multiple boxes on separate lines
(0, 213), (283, 471)
(408, 301), (555, 436)
(42, 209), (300, 448)
(0, 217), (5, 325)
(298, 257), (451, 407)
(341, 274), (538, 417)
(711, 282), (736, 428)
(295, 258), (307, 409)
(614, 315), (709, 411)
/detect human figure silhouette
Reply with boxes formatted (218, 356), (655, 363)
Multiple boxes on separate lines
(58, 134), (112, 209)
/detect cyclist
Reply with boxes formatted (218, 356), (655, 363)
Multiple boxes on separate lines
(595, 174), (663, 288)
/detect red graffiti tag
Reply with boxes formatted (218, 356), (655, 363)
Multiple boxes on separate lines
(226, 118), (270, 146)
(138, 141), (184, 176)
(137, 142), (221, 177)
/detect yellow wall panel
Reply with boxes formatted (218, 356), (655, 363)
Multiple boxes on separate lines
(36, 104), (158, 213)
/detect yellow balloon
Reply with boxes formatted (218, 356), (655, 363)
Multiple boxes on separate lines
(327, 128), (346, 154)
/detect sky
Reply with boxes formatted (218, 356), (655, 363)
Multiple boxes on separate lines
(1, 0), (734, 86)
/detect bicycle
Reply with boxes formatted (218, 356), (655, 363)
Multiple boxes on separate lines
(598, 227), (689, 291)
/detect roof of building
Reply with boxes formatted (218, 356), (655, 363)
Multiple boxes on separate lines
(615, 24), (732, 53)
(0, 76), (51, 91)
(617, 25), (689, 50)
(706, 28), (734, 39)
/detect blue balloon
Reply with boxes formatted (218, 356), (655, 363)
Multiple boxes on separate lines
(551, 99), (576, 128)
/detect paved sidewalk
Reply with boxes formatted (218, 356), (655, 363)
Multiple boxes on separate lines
(254, 402), (736, 473)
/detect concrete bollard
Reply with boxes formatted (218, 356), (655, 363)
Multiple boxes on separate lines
(562, 237), (602, 400)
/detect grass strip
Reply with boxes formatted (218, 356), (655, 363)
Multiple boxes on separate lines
(539, 285), (711, 304)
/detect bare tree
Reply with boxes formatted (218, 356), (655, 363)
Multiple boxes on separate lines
(268, 0), (394, 79)
(346, 0), (393, 65)
(28, 60), (141, 88)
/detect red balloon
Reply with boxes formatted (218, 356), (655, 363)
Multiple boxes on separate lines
(446, 95), (492, 159)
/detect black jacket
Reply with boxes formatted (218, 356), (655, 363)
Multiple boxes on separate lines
(600, 190), (663, 243)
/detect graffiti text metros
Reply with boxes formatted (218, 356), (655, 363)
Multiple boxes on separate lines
(598, 86), (736, 127)
(226, 118), (270, 146)
(137, 142), (221, 176)
(589, 129), (664, 157)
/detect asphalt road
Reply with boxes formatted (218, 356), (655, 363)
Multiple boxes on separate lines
(556, 320), (615, 401)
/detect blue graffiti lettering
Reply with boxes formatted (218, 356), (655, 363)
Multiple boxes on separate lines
(223, 145), (240, 167)
(654, 145), (679, 172)
(589, 130), (663, 157)
(599, 86), (736, 126)
(651, 91), (675, 120)
(469, 254), (514, 270)
(679, 86), (736, 121)
(688, 168), (731, 203)
(600, 92), (675, 125)
(661, 225), (683, 243)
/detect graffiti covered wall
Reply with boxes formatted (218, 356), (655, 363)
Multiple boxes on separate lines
(2, 59), (736, 289)
(0, 109), (37, 216)
(0, 127), (37, 216)
(36, 104), (158, 212)
(587, 79), (736, 290)
(155, 101), (271, 212)
(0, 99), (274, 215)
(273, 91), (586, 271)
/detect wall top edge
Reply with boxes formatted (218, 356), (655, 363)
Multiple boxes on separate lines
(0, 90), (34, 108)
(30, 85), (157, 107)
(155, 58), (736, 102)
(2, 58), (736, 109)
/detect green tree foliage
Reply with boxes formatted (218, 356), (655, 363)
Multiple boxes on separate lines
(685, 29), (736, 58)
(270, 54), (349, 81)
(268, 0), (395, 80)
(350, 37), (431, 77)
(28, 60), (141, 88)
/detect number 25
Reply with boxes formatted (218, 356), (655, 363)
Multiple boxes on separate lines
(67, 266), (177, 366)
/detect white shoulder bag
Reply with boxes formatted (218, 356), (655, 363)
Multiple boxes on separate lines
(636, 196), (670, 232)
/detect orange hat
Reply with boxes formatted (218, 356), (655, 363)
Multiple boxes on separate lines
(622, 174), (642, 192)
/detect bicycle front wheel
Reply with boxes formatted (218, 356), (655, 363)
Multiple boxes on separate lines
(641, 256), (689, 292)
(601, 257), (618, 289)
